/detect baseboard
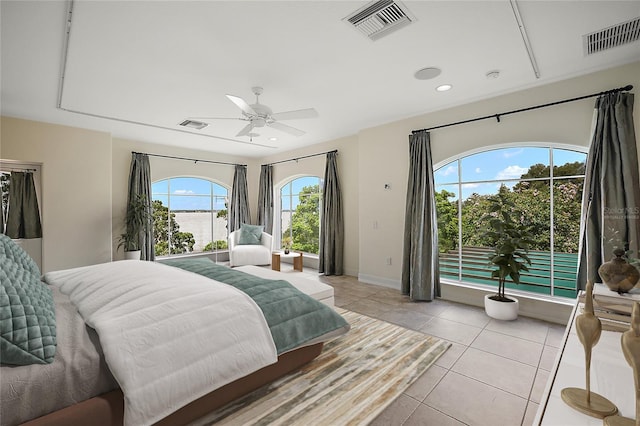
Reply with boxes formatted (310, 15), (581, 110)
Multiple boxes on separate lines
(357, 274), (401, 290)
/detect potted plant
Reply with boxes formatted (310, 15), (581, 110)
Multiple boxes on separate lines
(282, 236), (292, 254)
(481, 190), (533, 320)
(117, 193), (152, 260)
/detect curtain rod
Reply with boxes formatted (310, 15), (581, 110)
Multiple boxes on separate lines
(132, 151), (246, 167)
(264, 150), (337, 167)
(0, 168), (37, 173)
(412, 84), (634, 134)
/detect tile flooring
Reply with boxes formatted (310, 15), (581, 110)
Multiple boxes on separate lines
(299, 271), (568, 426)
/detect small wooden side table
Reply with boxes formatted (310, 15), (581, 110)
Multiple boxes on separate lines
(272, 251), (303, 272)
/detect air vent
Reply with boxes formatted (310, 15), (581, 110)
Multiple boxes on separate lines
(584, 17), (640, 55)
(344, 0), (415, 41)
(179, 119), (208, 130)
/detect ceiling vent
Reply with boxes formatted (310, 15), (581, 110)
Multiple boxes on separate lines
(179, 119), (208, 130)
(344, 0), (415, 41)
(584, 17), (640, 55)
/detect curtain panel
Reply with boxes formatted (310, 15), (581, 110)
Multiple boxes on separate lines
(257, 164), (274, 235)
(126, 153), (154, 261)
(401, 131), (440, 301)
(5, 172), (42, 239)
(577, 92), (639, 290)
(230, 165), (250, 233)
(319, 151), (344, 275)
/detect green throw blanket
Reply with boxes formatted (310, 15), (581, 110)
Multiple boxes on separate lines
(160, 258), (349, 354)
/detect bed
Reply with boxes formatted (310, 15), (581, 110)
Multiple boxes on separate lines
(0, 236), (349, 426)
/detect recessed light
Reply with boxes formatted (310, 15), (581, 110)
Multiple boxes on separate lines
(269, 137), (278, 141)
(486, 70), (500, 79)
(414, 67), (442, 80)
(436, 84), (452, 92)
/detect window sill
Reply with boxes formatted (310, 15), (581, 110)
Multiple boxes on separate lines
(440, 278), (574, 325)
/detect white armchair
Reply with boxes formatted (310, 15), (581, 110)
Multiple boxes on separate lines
(228, 230), (273, 267)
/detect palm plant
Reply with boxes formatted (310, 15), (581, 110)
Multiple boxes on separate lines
(482, 190), (533, 302)
(118, 193), (152, 252)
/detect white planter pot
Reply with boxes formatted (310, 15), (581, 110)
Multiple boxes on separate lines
(484, 294), (519, 321)
(124, 250), (141, 260)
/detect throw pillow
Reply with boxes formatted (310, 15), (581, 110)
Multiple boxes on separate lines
(0, 234), (41, 278)
(0, 236), (57, 365)
(238, 224), (264, 245)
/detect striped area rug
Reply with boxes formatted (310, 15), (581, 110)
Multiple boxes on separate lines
(196, 309), (450, 426)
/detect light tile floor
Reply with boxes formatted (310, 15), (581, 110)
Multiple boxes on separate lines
(294, 270), (568, 426)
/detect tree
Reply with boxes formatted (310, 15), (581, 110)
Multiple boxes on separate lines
(283, 185), (320, 254)
(152, 200), (195, 255)
(435, 189), (458, 252)
(204, 240), (228, 251)
(460, 192), (494, 247)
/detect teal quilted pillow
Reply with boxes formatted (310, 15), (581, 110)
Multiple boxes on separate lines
(0, 234), (41, 278)
(238, 224), (264, 245)
(0, 236), (56, 365)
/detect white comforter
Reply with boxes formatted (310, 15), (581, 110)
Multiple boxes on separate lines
(44, 260), (277, 426)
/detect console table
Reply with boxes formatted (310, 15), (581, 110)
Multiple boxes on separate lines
(534, 298), (635, 425)
(272, 251), (303, 272)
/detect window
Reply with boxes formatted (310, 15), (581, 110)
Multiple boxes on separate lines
(435, 146), (587, 298)
(279, 176), (323, 254)
(152, 177), (228, 256)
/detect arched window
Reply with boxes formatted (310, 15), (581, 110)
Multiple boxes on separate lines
(277, 176), (323, 254)
(434, 145), (587, 298)
(152, 177), (229, 256)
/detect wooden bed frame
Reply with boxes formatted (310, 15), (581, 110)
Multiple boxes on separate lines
(22, 343), (323, 426)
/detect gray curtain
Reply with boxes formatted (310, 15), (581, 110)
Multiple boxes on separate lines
(127, 153), (154, 261)
(1, 196), (5, 235)
(577, 92), (639, 290)
(319, 151), (344, 275)
(6, 172), (42, 239)
(401, 131), (440, 301)
(229, 165), (250, 232)
(257, 165), (273, 235)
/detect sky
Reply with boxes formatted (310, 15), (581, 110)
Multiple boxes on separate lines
(435, 147), (586, 201)
(152, 175), (321, 211)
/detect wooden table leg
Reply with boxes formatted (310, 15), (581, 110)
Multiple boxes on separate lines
(272, 253), (280, 271)
(293, 253), (303, 272)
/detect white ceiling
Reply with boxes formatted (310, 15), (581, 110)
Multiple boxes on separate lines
(2, 1), (640, 157)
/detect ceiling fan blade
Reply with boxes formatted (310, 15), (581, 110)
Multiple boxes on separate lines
(271, 108), (318, 121)
(236, 122), (255, 137)
(226, 94), (257, 116)
(269, 121), (305, 137)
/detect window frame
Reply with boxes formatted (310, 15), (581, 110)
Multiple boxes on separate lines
(151, 176), (230, 258)
(433, 142), (588, 299)
(274, 175), (323, 255)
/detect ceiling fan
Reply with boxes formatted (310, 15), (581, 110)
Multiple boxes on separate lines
(193, 87), (318, 138)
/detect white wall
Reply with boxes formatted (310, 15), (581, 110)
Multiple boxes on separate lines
(0, 117), (112, 272)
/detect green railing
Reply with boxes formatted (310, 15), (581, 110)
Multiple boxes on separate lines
(439, 246), (579, 298)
